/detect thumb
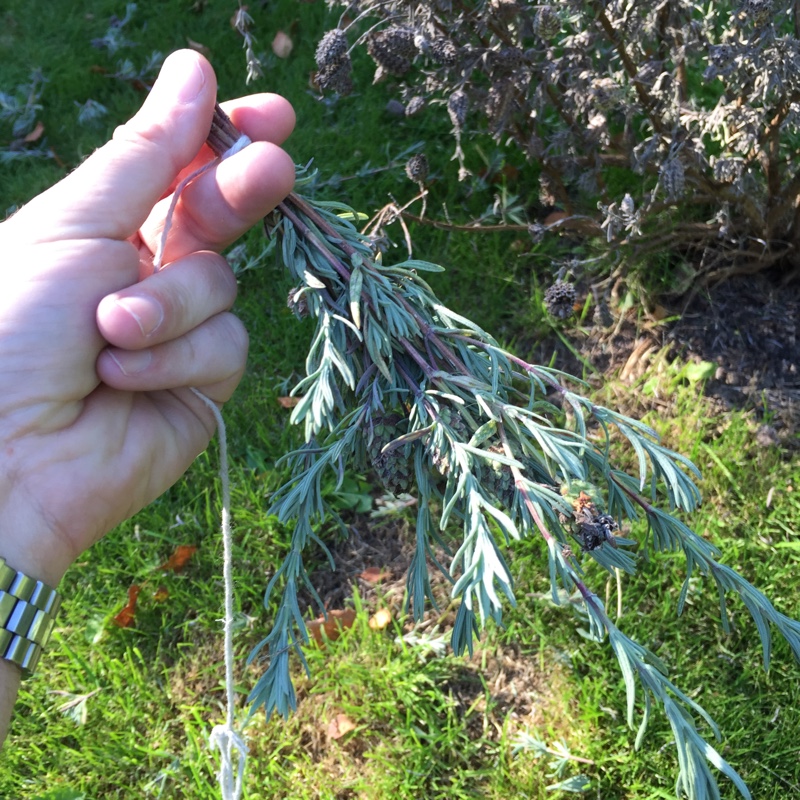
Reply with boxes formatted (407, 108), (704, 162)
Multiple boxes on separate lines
(6, 50), (217, 244)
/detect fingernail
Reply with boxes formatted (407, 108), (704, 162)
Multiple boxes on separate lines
(109, 349), (152, 376)
(149, 50), (206, 108)
(116, 296), (164, 337)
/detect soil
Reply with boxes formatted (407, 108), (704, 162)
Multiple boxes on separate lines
(525, 273), (800, 440)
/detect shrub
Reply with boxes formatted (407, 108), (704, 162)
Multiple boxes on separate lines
(310, 0), (800, 288)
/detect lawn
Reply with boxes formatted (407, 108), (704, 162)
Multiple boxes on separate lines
(1, 2), (799, 799)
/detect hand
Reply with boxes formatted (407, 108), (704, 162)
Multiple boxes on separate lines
(0, 50), (295, 586)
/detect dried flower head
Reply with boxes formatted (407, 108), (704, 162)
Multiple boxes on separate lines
(660, 158), (686, 200)
(368, 412), (413, 494)
(367, 26), (417, 76)
(405, 153), (429, 183)
(315, 29), (349, 69)
(740, 0), (774, 27)
(544, 280), (577, 319)
(490, 46), (524, 75)
(317, 61), (353, 94)
(534, 6), (561, 40)
(430, 37), (458, 66)
(447, 89), (468, 131)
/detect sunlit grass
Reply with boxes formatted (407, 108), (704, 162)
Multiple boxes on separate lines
(2, 2), (799, 799)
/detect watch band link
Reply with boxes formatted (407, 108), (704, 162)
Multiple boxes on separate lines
(0, 557), (61, 675)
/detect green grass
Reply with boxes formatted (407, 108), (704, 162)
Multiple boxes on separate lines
(2, 2), (800, 799)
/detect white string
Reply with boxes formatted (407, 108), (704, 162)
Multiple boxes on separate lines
(153, 134), (252, 272)
(152, 132), (253, 799)
(223, 134), (252, 158)
(191, 387), (248, 800)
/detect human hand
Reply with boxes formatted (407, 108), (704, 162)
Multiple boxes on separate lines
(0, 50), (295, 586)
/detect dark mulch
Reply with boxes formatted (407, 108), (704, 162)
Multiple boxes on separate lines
(668, 275), (799, 431)
(523, 273), (800, 438)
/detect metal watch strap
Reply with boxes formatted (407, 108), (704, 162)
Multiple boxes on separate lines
(0, 557), (61, 675)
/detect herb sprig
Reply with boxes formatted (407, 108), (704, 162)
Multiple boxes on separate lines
(207, 104), (800, 800)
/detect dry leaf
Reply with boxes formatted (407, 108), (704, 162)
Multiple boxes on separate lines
(24, 121), (44, 143)
(650, 304), (669, 321)
(327, 713), (356, 739)
(272, 31), (293, 59)
(152, 586), (169, 603)
(369, 608), (393, 631)
(543, 210), (568, 226)
(359, 566), (389, 584)
(112, 585), (140, 628)
(277, 396), (301, 408)
(186, 37), (211, 58)
(157, 544), (197, 573)
(307, 608), (357, 645)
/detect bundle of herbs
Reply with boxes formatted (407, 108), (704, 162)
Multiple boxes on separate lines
(207, 105), (799, 800)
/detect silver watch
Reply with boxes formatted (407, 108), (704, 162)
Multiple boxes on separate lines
(0, 557), (61, 675)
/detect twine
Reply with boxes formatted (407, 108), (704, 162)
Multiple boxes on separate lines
(154, 131), (253, 800)
(153, 133), (252, 272)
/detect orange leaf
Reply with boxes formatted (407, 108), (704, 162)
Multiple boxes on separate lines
(306, 608), (357, 645)
(112, 585), (140, 628)
(277, 396), (301, 408)
(24, 121), (45, 143)
(272, 31), (293, 59)
(158, 544), (197, 573)
(368, 608), (393, 631)
(543, 210), (568, 226)
(152, 586), (169, 603)
(359, 566), (389, 584)
(327, 713), (356, 739)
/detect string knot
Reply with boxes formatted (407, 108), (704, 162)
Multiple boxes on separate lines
(223, 134), (252, 159)
(210, 724), (249, 800)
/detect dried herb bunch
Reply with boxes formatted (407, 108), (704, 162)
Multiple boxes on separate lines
(208, 106), (799, 800)
(312, 1), (800, 285)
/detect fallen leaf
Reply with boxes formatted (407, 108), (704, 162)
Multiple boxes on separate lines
(327, 713), (356, 739)
(277, 396), (301, 408)
(360, 566), (389, 584)
(153, 586), (169, 602)
(24, 121), (44, 143)
(307, 608), (357, 645)
(369, 608), (393, 631)
(186, 37), (211, 58)
(272, 31), (293, 59)
(543, 210), (568, 226)
(650, 304), (668, 321)
(158, 544), (197, 573)
(112, 585), (140, 628)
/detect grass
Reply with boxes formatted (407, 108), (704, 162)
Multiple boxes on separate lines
(2, 1), (800, 798)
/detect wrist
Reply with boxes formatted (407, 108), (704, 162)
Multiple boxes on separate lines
(0, 499), (76, 588)
(0, 555), (62, 675)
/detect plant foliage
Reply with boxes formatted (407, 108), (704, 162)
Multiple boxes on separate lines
(202, 105), (800, 800)
(312, 0), (800, 287)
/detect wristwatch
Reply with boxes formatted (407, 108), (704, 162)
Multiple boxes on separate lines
(0, 557), (61, 675)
